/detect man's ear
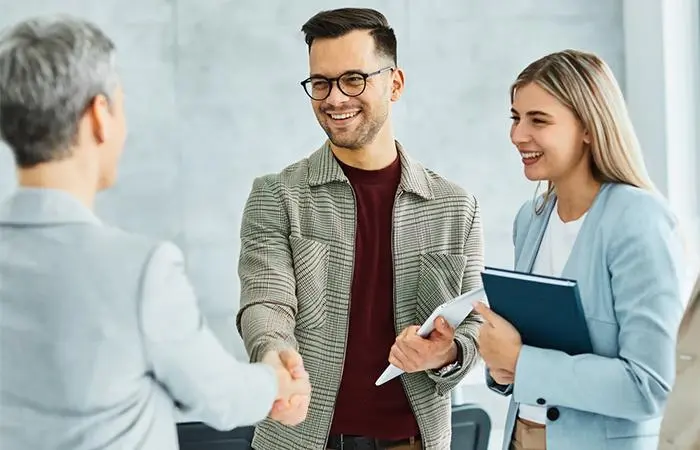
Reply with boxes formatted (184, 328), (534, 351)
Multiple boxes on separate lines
(391, 67), (405, 102)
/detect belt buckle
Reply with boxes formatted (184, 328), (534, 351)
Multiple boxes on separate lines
(335, 434), (375, 450)
(331, 434), (418, 450)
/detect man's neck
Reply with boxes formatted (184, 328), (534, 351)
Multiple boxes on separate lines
(17, 162), (97, 210)
(331, 132), (398, 171)
(553, 171), (601, 222)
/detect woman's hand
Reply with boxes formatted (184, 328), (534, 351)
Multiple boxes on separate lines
(489, 368), (515, 385)
(474, 301), (523, 377)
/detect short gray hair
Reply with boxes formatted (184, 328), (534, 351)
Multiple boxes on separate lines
(0, 15), (118, 168)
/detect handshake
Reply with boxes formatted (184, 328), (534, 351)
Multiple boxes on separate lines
(261, 348), (312, 426)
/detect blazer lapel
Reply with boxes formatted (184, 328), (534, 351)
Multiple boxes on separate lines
(307, 140), (434, 200)
(515, 183), (613, 277)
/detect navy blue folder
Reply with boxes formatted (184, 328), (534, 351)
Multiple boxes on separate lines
(480, 267), (593, 355)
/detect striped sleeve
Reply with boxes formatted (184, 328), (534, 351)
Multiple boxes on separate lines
(428, 195), (485, 394)
(236, 176), (298, 363)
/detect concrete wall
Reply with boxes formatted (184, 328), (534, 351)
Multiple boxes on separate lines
(0, 0), (625, 359)
(623, 0), (700, 296)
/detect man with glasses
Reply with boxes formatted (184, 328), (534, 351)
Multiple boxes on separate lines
(237, 8), (484, 450)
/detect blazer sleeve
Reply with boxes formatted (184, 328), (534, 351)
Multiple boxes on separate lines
(511, 199), (686, 421)
(427, 195), (485, 395)
(236, 176), (298, 363)
(139, 241), (278, 431)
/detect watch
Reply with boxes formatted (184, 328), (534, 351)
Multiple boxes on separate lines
(434, 343), (463, 377)
(435, 359), (462, 377)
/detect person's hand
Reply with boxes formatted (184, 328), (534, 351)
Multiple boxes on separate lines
(489, 367), (514, 385)
(474, 302), (522, 377)
(261, 348), (311, 426)
(388, 316), (458, 373)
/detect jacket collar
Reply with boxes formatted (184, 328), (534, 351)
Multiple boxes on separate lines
(515, 183), (613, 274)
(307, 140), (434, 200)
(0, 187), (101, 225)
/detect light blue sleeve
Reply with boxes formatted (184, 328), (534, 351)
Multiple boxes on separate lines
(512, 200), (685, 420)
(139, 242), (278, 430)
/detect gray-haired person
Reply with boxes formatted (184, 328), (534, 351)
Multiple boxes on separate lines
(0, 15), (310, 450)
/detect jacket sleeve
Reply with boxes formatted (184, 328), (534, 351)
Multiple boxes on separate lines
(140, 241), (278, 430)
(236, 176), (298, 363)
(511, 200), (686, 420)
(427, 195), (485, 395)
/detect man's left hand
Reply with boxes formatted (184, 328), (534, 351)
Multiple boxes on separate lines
(389, 316), (458, 373)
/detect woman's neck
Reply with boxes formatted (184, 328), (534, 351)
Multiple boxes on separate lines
(553, 174), (601, 222)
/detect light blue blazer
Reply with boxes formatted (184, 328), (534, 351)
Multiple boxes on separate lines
(487, 183), (686, 450)
(0, 188), (278, 450)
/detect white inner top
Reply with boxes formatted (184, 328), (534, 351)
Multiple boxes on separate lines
(517, 203), (586, 424)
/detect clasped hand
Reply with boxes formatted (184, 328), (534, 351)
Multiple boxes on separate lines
(473, 301), (522, 385)
(388, 316), (458, 373)
(261, 348), (311, 426)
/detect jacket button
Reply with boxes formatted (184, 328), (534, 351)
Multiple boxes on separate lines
(536, 398), (546, 405)
(547, 407), (560, 421)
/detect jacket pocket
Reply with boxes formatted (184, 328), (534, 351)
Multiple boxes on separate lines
(415, 252), (468, 325)
(289, 236), (328, 329)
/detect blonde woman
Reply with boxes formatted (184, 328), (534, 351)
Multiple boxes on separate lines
(474, 50), (686, 450)
(660, 274), (700, 450)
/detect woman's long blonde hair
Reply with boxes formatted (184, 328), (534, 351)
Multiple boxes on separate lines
(511, 50), (656, 213)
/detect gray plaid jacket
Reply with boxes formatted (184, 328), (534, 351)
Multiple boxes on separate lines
(236, 141), (485, 450)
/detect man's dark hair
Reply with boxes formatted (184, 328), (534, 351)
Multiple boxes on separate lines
(301, 8), (397, 65)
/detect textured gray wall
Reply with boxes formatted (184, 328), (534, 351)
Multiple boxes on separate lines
(0, 0), (624, 357)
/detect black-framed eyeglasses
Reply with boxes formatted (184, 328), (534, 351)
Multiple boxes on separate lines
(300, 67), (395, 101)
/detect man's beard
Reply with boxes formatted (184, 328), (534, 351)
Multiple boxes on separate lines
(319, 108), (388, 150)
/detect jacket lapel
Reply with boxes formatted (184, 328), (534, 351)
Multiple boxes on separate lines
(515, 183), (612, 276)
(307, 140), (433, 200)
(307, 142), (348, 187)
(395, 142), (433, 200)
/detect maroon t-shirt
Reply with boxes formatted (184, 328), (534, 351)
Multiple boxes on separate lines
(329, 155), (420, 440)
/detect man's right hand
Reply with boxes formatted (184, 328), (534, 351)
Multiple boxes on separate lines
(261, 348), (311, 426)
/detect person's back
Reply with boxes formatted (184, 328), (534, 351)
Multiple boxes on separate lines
(0, 15), (310, 450)
(0, 188), (179, 448)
